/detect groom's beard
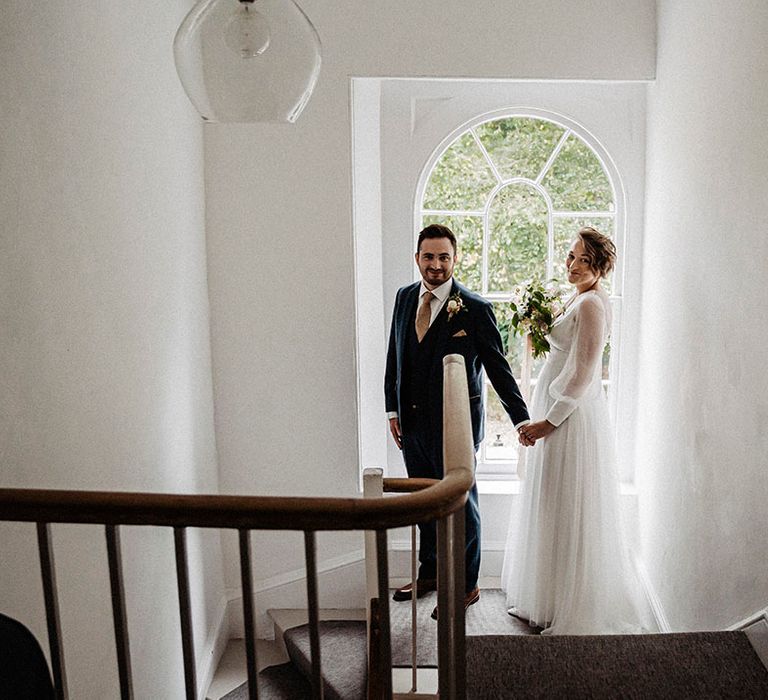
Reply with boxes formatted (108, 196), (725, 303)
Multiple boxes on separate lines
(423, 269), (452, 286)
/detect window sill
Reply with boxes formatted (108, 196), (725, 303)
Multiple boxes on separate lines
(477, 479), (521, 495)
(477, 478), (638, 496)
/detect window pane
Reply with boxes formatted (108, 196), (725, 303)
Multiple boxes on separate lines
(422, 132), (496, 210)
(491, 300), (520, 368)
(423, 214), (483, 292)
(542, 134), (614, 211)
(553, 217), (615, 293)
(488, 183), (548, 292)
(482, 384), (519, 462)
(476, 117), (565, 182)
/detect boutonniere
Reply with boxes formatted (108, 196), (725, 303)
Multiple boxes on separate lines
(446, 292), (467, 321)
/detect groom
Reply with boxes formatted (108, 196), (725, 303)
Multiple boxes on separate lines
(385, 223), (530, 616)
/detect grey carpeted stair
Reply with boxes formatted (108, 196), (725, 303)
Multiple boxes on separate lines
(222, 620), (367, 700)
(465, 631), (768, 699)
(221, 661), (311, 700)
(283, 620), (368, 700)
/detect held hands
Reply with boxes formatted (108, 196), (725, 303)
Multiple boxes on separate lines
(518, 420), (555, 446)
(517, 427), (535, 447)
(389, 417), (403, 450)
(391, 415), (553, 450)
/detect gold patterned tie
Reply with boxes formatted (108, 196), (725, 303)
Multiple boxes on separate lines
(415, 291), (434, 342)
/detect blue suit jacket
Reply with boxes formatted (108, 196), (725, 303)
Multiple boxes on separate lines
(385, 279), (529, 448)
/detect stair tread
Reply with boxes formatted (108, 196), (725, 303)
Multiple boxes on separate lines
(206, 639), (288, 700)
(219, 662), (312, 700)
(284, 620), (368, 700)
(268, 607), (366, 634)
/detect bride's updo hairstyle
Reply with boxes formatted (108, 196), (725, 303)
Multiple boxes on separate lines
(577, 226), (616, 278)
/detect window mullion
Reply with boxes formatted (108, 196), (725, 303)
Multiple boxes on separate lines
(552, 210), (615, 218)
(471, 128), (504, 185)
(481, 194), (491, 296)
(423, 209), (485, 217)
(535, 129), (571, 185)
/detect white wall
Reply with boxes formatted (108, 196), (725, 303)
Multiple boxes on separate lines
(205, 0), (656, 601)
(637, 0), (768, 630)
(0, 2), (225, 697)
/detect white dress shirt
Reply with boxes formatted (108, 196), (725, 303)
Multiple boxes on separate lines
(419, 278), (453, 325)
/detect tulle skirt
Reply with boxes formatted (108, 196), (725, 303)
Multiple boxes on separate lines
(501, 362), (655, 635)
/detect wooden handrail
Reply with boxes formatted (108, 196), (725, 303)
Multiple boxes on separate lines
(0, 471), (470, 532)
(382, 477), (437, 493)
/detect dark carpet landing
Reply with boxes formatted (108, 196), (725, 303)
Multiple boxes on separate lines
(224, 628), (768, 699)
(466, 632), (768, 699)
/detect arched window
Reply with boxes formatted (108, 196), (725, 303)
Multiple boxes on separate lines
(417, 114), (618, 473)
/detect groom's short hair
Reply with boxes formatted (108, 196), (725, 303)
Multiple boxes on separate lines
(417, 224), (457, 254)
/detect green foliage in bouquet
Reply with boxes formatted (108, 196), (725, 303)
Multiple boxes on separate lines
(508, 279), (565, 359)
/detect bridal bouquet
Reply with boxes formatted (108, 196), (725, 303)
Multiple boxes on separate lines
(508, 278), (565, 359)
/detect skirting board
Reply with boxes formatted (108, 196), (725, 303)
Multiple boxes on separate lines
(739, 615), (768, 670)
(728, 607), (768, 632)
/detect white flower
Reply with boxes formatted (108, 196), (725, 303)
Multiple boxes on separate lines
(446, 292), (466, 320)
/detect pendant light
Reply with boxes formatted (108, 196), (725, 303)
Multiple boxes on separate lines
(174, 0), (321, 123)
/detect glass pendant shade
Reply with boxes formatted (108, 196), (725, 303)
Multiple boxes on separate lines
(174, 0), (321, 123)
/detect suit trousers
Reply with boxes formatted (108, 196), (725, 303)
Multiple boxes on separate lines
(401, 411), (480, 593)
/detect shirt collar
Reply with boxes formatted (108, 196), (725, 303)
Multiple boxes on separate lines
(420, 277), (453, 303)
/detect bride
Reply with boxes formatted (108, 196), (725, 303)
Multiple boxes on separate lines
(501, 227), (654, 635)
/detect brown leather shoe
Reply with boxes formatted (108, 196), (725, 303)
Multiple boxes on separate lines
(430, 586), (480, 620)
(392, 578), (437, 602)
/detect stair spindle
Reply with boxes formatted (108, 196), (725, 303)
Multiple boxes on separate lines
(375, 529), (393, 698)
(304, 531), (323, 699)
(451, 508), (466, 699)
(238, 529), (260, 700)
(105, 525), (133, 700)
(410, 523), (418, 693)
(37, 522), (68, 700)
(173, 527), (197, 699)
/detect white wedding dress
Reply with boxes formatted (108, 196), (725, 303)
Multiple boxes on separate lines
(501, 289), (654, 635)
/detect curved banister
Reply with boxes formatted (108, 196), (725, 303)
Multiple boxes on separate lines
(0, 355), (476, 534)
(382, 477), (438, 493)
(0, 474), (471, 532)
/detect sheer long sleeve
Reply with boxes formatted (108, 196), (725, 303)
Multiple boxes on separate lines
(545, 294), (608, 427)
